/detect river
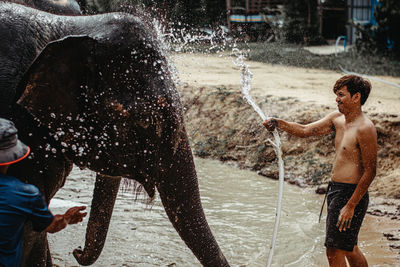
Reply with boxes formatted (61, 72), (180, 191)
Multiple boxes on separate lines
(48, 158), (396, 266)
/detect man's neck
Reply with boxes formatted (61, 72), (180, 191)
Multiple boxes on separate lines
(344, 107), (363, 124)
(0, 165), (9, 174)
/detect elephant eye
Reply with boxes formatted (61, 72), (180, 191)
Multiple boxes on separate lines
(107, 100), (130, 117)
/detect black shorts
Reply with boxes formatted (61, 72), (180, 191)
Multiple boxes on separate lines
(324, 181), (369, 252)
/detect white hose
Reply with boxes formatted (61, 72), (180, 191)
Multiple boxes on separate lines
(334, 38), (400, 88)
(339, 65), (400, 88)
(335, 36), (346, 57)
(232, 48), (284, 267)
(266, 130), (285, 267)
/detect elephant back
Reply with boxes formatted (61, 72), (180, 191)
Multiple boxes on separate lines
(4, 0), (82, 15)
(0, 2), (80, 118)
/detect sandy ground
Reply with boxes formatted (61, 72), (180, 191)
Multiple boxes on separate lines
(173, 53), (400, 116)
(304, 45), (347, 55)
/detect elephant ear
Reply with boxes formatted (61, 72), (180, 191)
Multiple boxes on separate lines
(17, 36), (98, 129)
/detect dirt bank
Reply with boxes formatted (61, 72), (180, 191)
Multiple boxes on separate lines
(173, 52), (400, 252)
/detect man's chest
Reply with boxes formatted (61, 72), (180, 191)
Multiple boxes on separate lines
(334, 124), (360, 156)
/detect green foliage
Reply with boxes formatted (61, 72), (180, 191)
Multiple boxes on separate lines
(356, 0), (400, 58)
(201, 0), (226, 27)
(283, 0), (325, 45)
(80, 0), (226, 27)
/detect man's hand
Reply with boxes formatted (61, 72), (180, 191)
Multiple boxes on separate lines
(263, 118), (278, 131)
(46, 206), (87, 233)
(336, 204), (354, 232)
(64, 206), (87, 225)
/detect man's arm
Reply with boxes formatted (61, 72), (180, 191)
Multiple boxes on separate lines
(263, 111), (341, 138)
(337, 123), (377, 232)
(45, 206), (87, 234)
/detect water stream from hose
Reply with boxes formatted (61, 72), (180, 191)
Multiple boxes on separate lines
(232, 47), (285, 267)
(154, 19), (287, 265)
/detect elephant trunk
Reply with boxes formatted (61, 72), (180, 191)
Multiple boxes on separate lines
(73, 174), (121, 266)
(158, 134), (229, 267)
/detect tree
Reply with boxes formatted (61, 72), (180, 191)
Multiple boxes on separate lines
(76, 0), (226, 29)
(283, 0), (325, 45)
(357, 0), (400, 58)
(201, 0), (226, 27)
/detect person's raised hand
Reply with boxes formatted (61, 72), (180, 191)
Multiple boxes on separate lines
(263, 118), (277, 131)
(64, 206), (87, 225)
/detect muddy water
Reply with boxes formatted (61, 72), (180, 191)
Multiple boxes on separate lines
(48, 158), (395, 267)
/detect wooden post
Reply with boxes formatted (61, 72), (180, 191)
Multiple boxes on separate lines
(318, 0), (323, 35)
(246, 0), (250, 14)
(226, 0), (231, 32)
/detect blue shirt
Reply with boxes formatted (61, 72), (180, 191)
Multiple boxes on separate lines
(0, 174), (54, 267)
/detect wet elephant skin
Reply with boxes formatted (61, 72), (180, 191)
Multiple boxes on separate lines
(0, 2), (229, 266)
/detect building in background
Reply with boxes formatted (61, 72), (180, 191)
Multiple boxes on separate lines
(225, 0), (379, 45)
(225, 0), (284, 41)
(346, 0), (379, 44)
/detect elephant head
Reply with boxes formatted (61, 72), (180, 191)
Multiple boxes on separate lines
(2, 3), (229, 266)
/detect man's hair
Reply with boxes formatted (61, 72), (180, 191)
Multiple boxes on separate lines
(333, 75), (371, 105)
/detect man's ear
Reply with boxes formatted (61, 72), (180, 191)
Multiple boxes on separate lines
(352, 92), (361, 104)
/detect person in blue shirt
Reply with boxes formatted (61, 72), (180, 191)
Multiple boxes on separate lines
(0, 118), (87, 267)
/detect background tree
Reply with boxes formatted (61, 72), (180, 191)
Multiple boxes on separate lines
(357, 0), (400, 58)
(283, 0), (325, 45)
(77, 0), (221, 28)
(201, 0), (226, 27)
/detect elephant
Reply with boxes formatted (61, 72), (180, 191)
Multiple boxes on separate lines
(6, 0), (82, 14)
(0, 2), (230, 266)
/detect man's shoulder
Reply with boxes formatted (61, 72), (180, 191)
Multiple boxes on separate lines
(328, 110), (342, 119)
(0, 175), (40, 195)
(358, 115), (376, 132)
(328, 111), (343, 124)
(356, 115), (377, 139)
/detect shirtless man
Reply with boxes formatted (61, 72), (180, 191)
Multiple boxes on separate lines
(263, 75), (377, 267)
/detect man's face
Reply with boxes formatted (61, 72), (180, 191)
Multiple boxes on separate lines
(335, 86), (357, 114)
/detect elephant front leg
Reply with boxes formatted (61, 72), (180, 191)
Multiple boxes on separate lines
(21, 225), (52, 267)
(73, 174), (121, 266)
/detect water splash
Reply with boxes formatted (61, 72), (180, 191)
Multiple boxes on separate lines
(232, 48), (266, 121)
(152, 18), (180, 84)
(163, 24), (231, 54)
(232, 46), (285, 267)
(160, 22), (286, 266)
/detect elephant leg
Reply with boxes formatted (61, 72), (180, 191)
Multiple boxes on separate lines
(21, 226), (49, 267)
(46, 241), (52, 267)
(21, 233), (52, 267)
(73, 174), (121, 266)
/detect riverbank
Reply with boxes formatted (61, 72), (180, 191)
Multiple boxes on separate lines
(172, 52), (400, 255)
